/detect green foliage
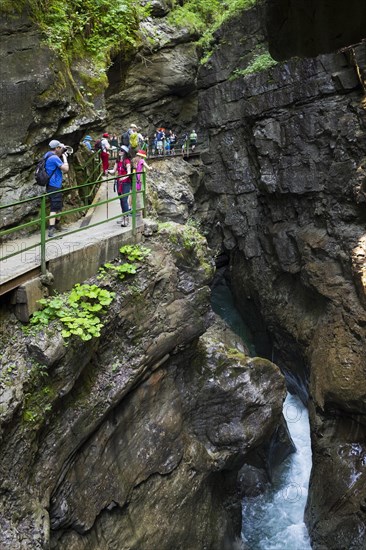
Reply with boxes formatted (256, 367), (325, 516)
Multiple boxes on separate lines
(30, 283), (115, 342)
(2, 0), (150, 66)
(119, 244), (151, 262)
(23, 385), (54, 424)
(98, 244), (151, 281)
(168, 0), (257, 63)
(168, 0), (220, 33)
(98, 262), (137, 281)
(22, 360), (54, 425)
(231, 52), (278, 78)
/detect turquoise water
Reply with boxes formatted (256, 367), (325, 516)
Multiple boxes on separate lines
(211, 277), (256, 356)
(211, 279), (312, 550)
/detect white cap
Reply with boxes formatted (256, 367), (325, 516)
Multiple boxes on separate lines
(49, 139), (65, 149)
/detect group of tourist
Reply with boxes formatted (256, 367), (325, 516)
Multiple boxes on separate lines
(43, 135), (151, 235)
(152, 128), (197, 156)
(111, 145), (152, 227)
(81, 126), (199, 162)
(44, 124), (198, 236)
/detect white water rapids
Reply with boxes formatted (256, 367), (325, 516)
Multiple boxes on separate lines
(211, 279), (312, 549)
(241, 393), (312, 549)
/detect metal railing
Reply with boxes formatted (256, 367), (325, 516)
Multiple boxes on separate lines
(0, 171), (147, 278)
(146, 135), (207, 158)
(114, 133), (208, 159)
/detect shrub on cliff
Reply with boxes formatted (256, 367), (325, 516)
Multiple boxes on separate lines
(1, 0), (150, 65)
(168, 0), (257, 62)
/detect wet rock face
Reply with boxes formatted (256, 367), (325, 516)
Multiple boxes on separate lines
(197, 4), (366, 548)
(147, 156), (202, 222)
(50, 322), (286, 550)
(106, 18), (199, 134)
(0, 12), (102, 222)
(0, 225), (286, 549)
(305, 406), (366, 549)
(265, 0), (366, 60)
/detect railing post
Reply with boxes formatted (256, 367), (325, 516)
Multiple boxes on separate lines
(131, 172), (137, 236)
(40, 194), (47, 275)
(142, 171), (146, 218)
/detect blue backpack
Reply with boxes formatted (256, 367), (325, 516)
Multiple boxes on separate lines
(34, 152), (57, 186)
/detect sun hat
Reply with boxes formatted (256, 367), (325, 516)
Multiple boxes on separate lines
(103, 133), (109, 138)
(120, 145), (129, 153)
(136, 150), (147, 158)
(84, 136), (92, 141)
(130, 124), (137, 129)
(49, 139), (65, 149)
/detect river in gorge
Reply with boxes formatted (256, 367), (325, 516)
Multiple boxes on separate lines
(211, 277), (312, 550)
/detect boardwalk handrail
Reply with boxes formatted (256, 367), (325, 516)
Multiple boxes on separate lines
(139, 132), (208, 159)
(0, 172), (147, 278)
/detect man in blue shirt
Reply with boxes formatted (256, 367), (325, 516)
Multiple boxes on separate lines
(45, 139), (69, 237)
(82, 135), (93, 152)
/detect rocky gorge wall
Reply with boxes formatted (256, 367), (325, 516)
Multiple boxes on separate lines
(0, 223), (286, 549)
(0, 11), (104, 224)
(197, 4), (366, 548)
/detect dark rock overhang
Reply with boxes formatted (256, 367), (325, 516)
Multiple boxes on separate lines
(266, 0), (366, 59)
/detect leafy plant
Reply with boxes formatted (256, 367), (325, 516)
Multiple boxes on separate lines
(230, 52), (278, 78)
(98, 244), (151, 281)
(98, 262), (137, 281)
(168, 0), (221, 33)
(30, 283), (115, 341)
(119, 244), (151, 262)
(1, 0), (150, 67)
(168, 0), (257, 63)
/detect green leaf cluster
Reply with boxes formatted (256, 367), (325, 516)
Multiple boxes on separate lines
(230, 52), (278, 78)
(98, 244), (151, 281)
(99, 262), (137, 280)
(168, 0), (221, 33)
(2, 0), (150, 66)
(30, 283), (115, 341)
(119, 244), (151, 262)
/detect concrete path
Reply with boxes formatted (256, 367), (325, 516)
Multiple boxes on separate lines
(0, 178), (140, 294)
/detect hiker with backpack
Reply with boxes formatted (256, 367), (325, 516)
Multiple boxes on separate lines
(132, 149), (152, 220)
(112, 145), (132, 227)
(43, 139), (69, 237)
(128, 126), (139, 156)
(189, 129), (198, 151)
(169, 131), (177, 155)
(81, 135), (93, 152)
(156, 128), (165, 156)
(120, 123), (139, 150)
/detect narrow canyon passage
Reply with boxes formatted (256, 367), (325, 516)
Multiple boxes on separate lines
(242, 393), (311, 549)
(211, 277), (312, 549)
